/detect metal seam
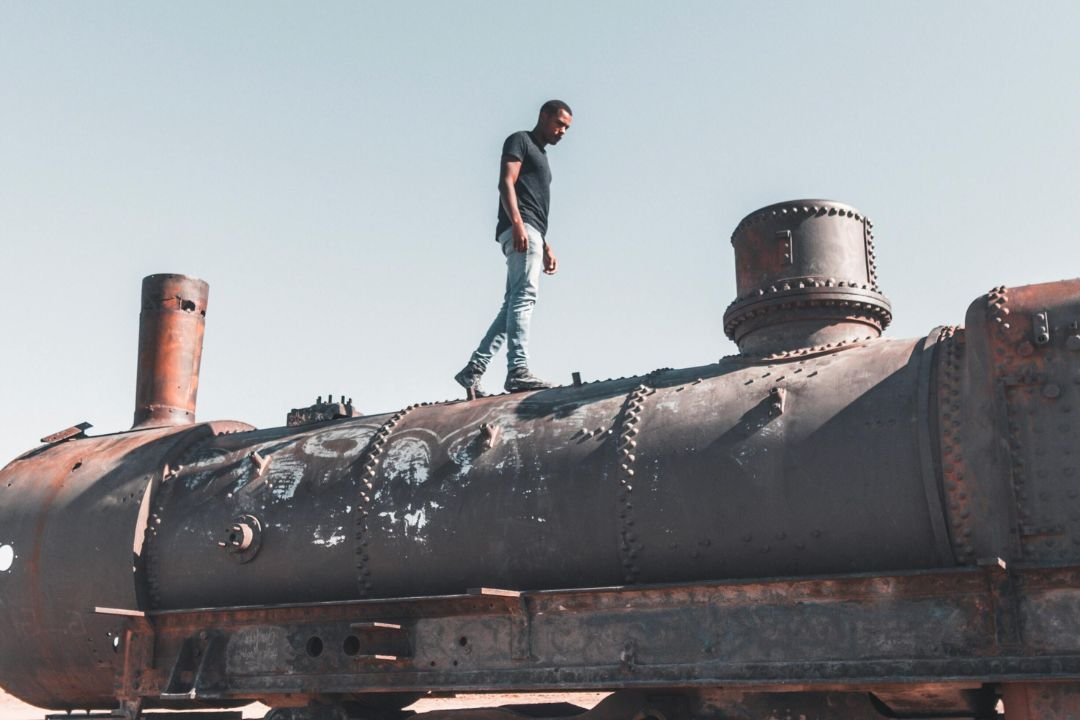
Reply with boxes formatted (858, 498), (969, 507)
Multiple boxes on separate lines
(613, 370), (667, 584)
(729, 278), (886, 305)
(936, 326), (975, 562)
(354, 404), (420, 598)
(915, 327), (957, 566)
(746, 334), (877, 363)
(730, 202), (868, 240)
(723, 295), (893, 340)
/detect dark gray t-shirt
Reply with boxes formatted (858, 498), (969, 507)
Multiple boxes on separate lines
(496, 130), (551, 239)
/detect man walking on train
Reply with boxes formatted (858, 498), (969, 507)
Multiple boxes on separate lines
(454, 100), (574, 396)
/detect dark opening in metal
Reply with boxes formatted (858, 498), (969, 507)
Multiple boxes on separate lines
(343, 636), (360, 656)
(306, 637), (323, 657)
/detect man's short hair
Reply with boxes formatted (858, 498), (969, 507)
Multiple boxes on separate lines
(540, 99), (573, 117)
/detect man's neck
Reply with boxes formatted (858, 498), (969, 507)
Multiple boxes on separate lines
(529, 128), (547, 149)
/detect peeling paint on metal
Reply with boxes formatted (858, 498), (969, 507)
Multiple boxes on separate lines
(268, 455), (306, 501)
(403, 508), (429, 531)
(312, 526), (346, 547)
(302, 427), (373, 459)
(381, 438), (431, 488)
(186, 448), (233, 470)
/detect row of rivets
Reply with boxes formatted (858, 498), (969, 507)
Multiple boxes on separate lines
(986, 285), (1013, 336)
(354, 404), (420, 597)
(754, 335), (878, 362)
(865, 224), (880, 290)
(724, 295), (892, 338)
(937, 326), (975, 563)
(732, 277), (882, 304)
(730, 203), (866, 241)
(615, 380), (656, 583)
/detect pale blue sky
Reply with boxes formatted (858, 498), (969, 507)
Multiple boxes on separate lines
(2, 2), (1078, 464)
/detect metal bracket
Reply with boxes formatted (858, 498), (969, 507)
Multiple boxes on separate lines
(161, 632), (229, 700)
(40, 421), (92, 445)
(1033, 311), (1051, 345)
(1066, 322), (1080, 352)
(479, 423), (500, 450)
(248, 450), (271, 476)
(469, 588), (531, 660)
(347, 620), (413, 659)
(776, 230), (793, 266)
(217, 514), (263, 563)
(769, 387), (787, 415)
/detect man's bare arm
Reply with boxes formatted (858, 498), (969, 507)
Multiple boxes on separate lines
(498, 157), (530, 252)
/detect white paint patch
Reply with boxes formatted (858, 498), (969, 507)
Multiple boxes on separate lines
(312, 526), (346, 547)
(382, 438), (430, 486)
(303, 427), (373, 459)
(403, 508), (428, 531)
(186, 449), (233, 470)
(378, 499), (441, 541)
(497, 423), (532, 441)
(268, 455), (307, 501)
(447, 440), (474, 477)
(0, 544), (13, 571)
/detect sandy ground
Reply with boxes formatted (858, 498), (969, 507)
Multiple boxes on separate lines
(0, 690), (609, 719)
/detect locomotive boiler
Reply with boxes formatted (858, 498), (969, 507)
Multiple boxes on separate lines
(2, 200), (1079, 720)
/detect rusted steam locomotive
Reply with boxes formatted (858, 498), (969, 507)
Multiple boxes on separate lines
(2, 200), (1079, 720)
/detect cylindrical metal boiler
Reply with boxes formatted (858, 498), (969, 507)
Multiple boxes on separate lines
(2, 203), (1079, 713)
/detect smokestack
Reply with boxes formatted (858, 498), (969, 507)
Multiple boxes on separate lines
(723, 199), (893, 355)
(132, 274), (209, 429)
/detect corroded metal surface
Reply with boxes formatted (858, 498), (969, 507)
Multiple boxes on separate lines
(724, 200), (892, 355)
(132, 274), (209, 429)
(1, 206), (1079, 718)
(133, 336), (945, 613)
(94, 565), (1080, 717)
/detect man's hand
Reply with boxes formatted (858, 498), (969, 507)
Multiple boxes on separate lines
(543, 243), (558, 275)
(513, 221), (529, 253)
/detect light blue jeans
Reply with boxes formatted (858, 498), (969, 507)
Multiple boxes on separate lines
(469, 223), (544, 372)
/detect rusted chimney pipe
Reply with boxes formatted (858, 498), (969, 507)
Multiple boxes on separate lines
(132, 274), (209, 429)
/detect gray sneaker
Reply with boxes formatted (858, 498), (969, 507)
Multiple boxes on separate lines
(454, 362), (488, 399)
(504, 367), (553, 393)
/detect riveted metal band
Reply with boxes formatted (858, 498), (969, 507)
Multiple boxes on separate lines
(723, 288), (893, 342)
(730, 201), (868, 243)
(917, 327), (958, 566)
(987, 285), (1014, 339)
(936, 326), (975, 563)
(354, 404), (420, 597)
(614, 383), (650, 583)
(745, 334), (877, 363)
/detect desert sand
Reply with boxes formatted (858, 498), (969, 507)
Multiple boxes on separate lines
(0, 690), (608, 719)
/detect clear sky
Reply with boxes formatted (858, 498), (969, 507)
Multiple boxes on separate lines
(2, 1), (1078, 465)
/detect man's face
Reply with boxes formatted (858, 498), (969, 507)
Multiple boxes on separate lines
(538, 109), (573, 145)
